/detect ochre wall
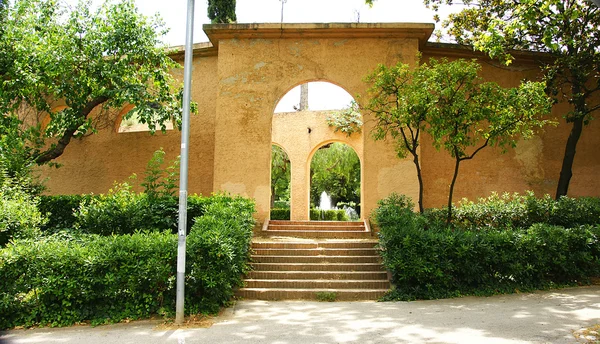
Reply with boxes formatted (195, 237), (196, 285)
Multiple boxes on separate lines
(40, 53), (219, 197)
(211, 26), (423, 222)
(39, 23), (600, 223)
(419, 50), (600, 208)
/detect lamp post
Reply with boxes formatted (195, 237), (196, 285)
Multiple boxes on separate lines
(175, 0), (195, 325)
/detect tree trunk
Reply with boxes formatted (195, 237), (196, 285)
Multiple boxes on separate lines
(34, 96), (108, 164)
(555, 115), (584, 199)
(412, 152), (425, 213)
(447, 157), (461, 225)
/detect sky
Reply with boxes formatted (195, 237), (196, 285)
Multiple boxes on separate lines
(61, 0), (463, 111)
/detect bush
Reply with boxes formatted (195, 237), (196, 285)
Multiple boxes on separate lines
(0, 177), (45, 246)
(270, 208), (350, 221)
(374, 193), (600, 301)
(39, 195), (91, 232)
(309, 209), (349, 221)
(74, 182), (150, 235)
(0, 194), (255, 329)
(422, 192), (600, 231)
(270, 208), (290, 220)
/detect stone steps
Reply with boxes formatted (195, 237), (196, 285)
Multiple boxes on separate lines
(252, 248), (379, 256)
(261, 220), (373, 239)
(237, 220), (389, 301)
(251, 262), (385, 272)
(247, 271), (388, 280)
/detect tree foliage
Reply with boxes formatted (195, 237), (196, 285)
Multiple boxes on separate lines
(424, 0), (600, 198)
(326, 101), (363, 137)
(207, 0), (237, 24)
(0, 0), (185, 169)
(365, 62), (429, 213)
(365, 58), (552, 222)
(310, 143), (361, 208)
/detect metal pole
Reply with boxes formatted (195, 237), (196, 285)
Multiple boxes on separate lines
(176, 0), (195, 325)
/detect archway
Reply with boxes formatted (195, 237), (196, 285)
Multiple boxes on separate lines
(310, 142), (361, 221)
(270, 144), (291, 220)
(271, 81), (363, 220)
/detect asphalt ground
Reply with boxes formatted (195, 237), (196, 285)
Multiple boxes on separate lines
(2, 286), (599, 344)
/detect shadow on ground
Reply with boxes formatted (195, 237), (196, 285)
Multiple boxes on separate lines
(2, 286), (599, 344)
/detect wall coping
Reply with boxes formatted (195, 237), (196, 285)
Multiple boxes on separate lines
(203, 22), (435, 49)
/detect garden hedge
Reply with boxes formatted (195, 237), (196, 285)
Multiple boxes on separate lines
(0, 194), (255, 329)
(270, 208), (349, 221)
(39, 194), (210, 234)
(374, 193), (600, 301)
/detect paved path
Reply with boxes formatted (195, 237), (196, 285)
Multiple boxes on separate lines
(2, 286), (599, 344)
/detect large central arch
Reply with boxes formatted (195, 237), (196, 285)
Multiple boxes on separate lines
(271, 80), (364, 220)
(211, 24), (423, 222)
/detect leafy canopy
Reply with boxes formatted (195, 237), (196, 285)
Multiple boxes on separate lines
(424, 0), (600, 197)
(0, 0), (186, 167)
(364, 58), (552, 220)
(365, 61), (430, 212)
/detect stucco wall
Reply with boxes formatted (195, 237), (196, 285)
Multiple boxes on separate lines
(419, 50), (600, 208)
(211, 28), (423, 222)
(38, 23), (600, 223)
(40, 54), (219, 196)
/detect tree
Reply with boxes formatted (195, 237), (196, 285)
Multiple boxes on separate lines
(422, 58), (551, 222)
(271, 145), (291, 207)
(207, 0), (236, 24)
(0, 0), (185, 168)
(365, 62), (429, 213)
(424, 0), (600, 199)
(310, 143), (361, 209)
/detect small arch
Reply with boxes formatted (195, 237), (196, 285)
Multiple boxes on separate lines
(308, 141), (362, 219)
(116, 104), (174, 133)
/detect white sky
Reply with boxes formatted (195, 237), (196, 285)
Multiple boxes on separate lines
(60, 0), (463, 111)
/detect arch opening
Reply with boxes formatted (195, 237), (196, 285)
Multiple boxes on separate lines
(310, 142), (361, 221)
(270, 144), (291, 220)
(270, 80), (363, 221)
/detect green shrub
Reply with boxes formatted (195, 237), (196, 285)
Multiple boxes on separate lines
(374, 193), (600, 301)
(270, 208), (349, 221)
(186, 195), (255, 314)
(0, 177), (45, 246)
(74, 182), (150, 235)
(422, 192), (600, 231)
(270, 208), (290, 220)
(39, 195), (91, 232)
(273, 200), (290, 209)
(309, 209), (349, 221)
(41, 194), (207, 235)
(0, 194), (255, 329)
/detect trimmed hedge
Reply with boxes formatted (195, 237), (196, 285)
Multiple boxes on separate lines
(0, 194), (255, 329)
(374, 193), (600, 301)
(39, 194), (209, 234)
(270, 208), (290, 220)
(271, 208), (349, 221)
(310, 209), (349, 221)
(39, 195), (91, 232)
(424, 192), (600, 230)
(269, 208), (349, 221)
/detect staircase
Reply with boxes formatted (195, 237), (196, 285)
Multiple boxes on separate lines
(236, 220), (390, 301)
